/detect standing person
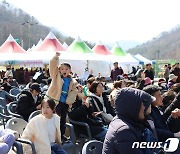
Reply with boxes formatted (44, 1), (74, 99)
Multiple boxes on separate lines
(0, 128), (16, 154)
(171, 63), (180, 83)
(22, 99), (67, 154)
(164, 64), (170, 83)
(102, 88), (156, 154)
(168, 63), (171, 71)
(46, 52), (78, 140)
(4, 67), (13, 78)
(24, 68), (30, 84)
(110, 62), (124, 81)
(144, 63), (154, 80)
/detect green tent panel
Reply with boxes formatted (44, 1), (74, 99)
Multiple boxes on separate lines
(68, 37), (93, 53)
(111, 43), (127, 56)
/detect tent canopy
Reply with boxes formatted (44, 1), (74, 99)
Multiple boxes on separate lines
(111, 43), (127, 56)
(92, 41), (111, 55)
(67, 37), (93, 53)
(135, 54), (153, 64)
(33, 31), (66, 52)
(0, 34), (27, 53)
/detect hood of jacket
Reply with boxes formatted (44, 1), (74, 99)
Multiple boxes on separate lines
(18, 90), (33, 99)
(114, 88), (155, 122)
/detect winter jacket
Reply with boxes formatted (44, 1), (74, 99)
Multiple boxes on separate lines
(102, 88), (155, 154)
(164, 92), (180, 132)
(16, 90), (38, 121)
(22, 114), (61, 154)
(150, 106), (174, 141)
(69, 98), (105, 137)
(45, 56), (78, 106)
(87, 92), (115, 124)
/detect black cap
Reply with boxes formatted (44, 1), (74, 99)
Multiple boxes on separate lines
(30, 83), (41, 92)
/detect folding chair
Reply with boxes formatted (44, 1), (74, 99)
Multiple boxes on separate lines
(5, 117), (36, 154)
(82, 140), (103, 154)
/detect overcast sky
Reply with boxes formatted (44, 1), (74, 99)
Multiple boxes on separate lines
(5, 0), (180, 43)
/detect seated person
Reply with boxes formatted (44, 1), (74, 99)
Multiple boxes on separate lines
(160, 90), (176, 112)
(69, 84), (107, 141)
(158, 78), (168, 91)
(0, 128), (16, 154)
(22, 99), (67, 154)
(87, 81), (115, 125)
(0, 88), (15, 103)
(17, 83), (41, 121)
(143, 85), (180, 141)
(7, 75), (19, 88)
(109, 80), (124, 107)
(168, 74), (178, 89)
(1, 77), (12, 93)
(102, 88), (156, 154)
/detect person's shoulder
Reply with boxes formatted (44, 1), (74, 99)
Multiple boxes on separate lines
(53, 114), (60, 121)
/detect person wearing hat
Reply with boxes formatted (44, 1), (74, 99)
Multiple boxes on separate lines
(102, 88), (157, 154)
(168, 74), (178, 88)
(7, 75), (19, 88)
(17, 83), (41, 121)
(158, 78), (168, 91)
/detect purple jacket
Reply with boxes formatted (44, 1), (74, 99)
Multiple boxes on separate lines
(111, 67), (124, 81)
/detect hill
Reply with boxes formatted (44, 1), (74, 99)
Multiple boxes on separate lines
(127, 26), (180, 60)
(0, 1), (76, 50)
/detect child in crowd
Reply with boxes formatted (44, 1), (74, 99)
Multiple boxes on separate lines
(22, 99), (67, 154)
(0, 128), (16, 154)
(46, 52), (78, 140)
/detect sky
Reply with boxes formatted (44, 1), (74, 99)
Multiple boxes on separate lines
(4, 0), (180, 43)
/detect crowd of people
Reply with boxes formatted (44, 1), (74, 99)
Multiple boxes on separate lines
(0, 51), (180, 153)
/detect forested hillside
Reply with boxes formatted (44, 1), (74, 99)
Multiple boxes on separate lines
(128, 26), (180, 60)
(0, 1), (94, 50)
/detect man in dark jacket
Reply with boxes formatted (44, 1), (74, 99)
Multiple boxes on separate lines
(102, 88), (155, 154)
(144, 64), (154, 80)
(143, 85), (180, 141)
(17, 83), (41, 121)
(110, 62), (124, 81)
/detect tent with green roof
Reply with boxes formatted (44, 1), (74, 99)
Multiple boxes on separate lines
(67, 36), (93, 53)
(111, 43), (127, 56)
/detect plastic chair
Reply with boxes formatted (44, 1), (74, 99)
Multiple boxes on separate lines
(6, 101), (23, 119)
(69, 118), (92, 141)
(62, 123), (76, 154)
(82, 140), (103, 154)
(9, 87), (21, 96)
(0, 104), (13, 128)
(12, 140), (24, 154)
(28, 110), (41, 122)
(5, 117), (36, 154)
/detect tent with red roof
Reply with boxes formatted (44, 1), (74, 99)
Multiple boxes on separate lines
(92, 41), (112, 55)
(33, 31), (66, 52)
(0, 34), (27, 53)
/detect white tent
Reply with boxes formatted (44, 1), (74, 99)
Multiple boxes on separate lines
(135, 54), (152, 64)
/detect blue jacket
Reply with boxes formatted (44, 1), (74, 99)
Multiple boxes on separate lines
(150, 106), (174, 141)
(102, 88), (155, 154)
